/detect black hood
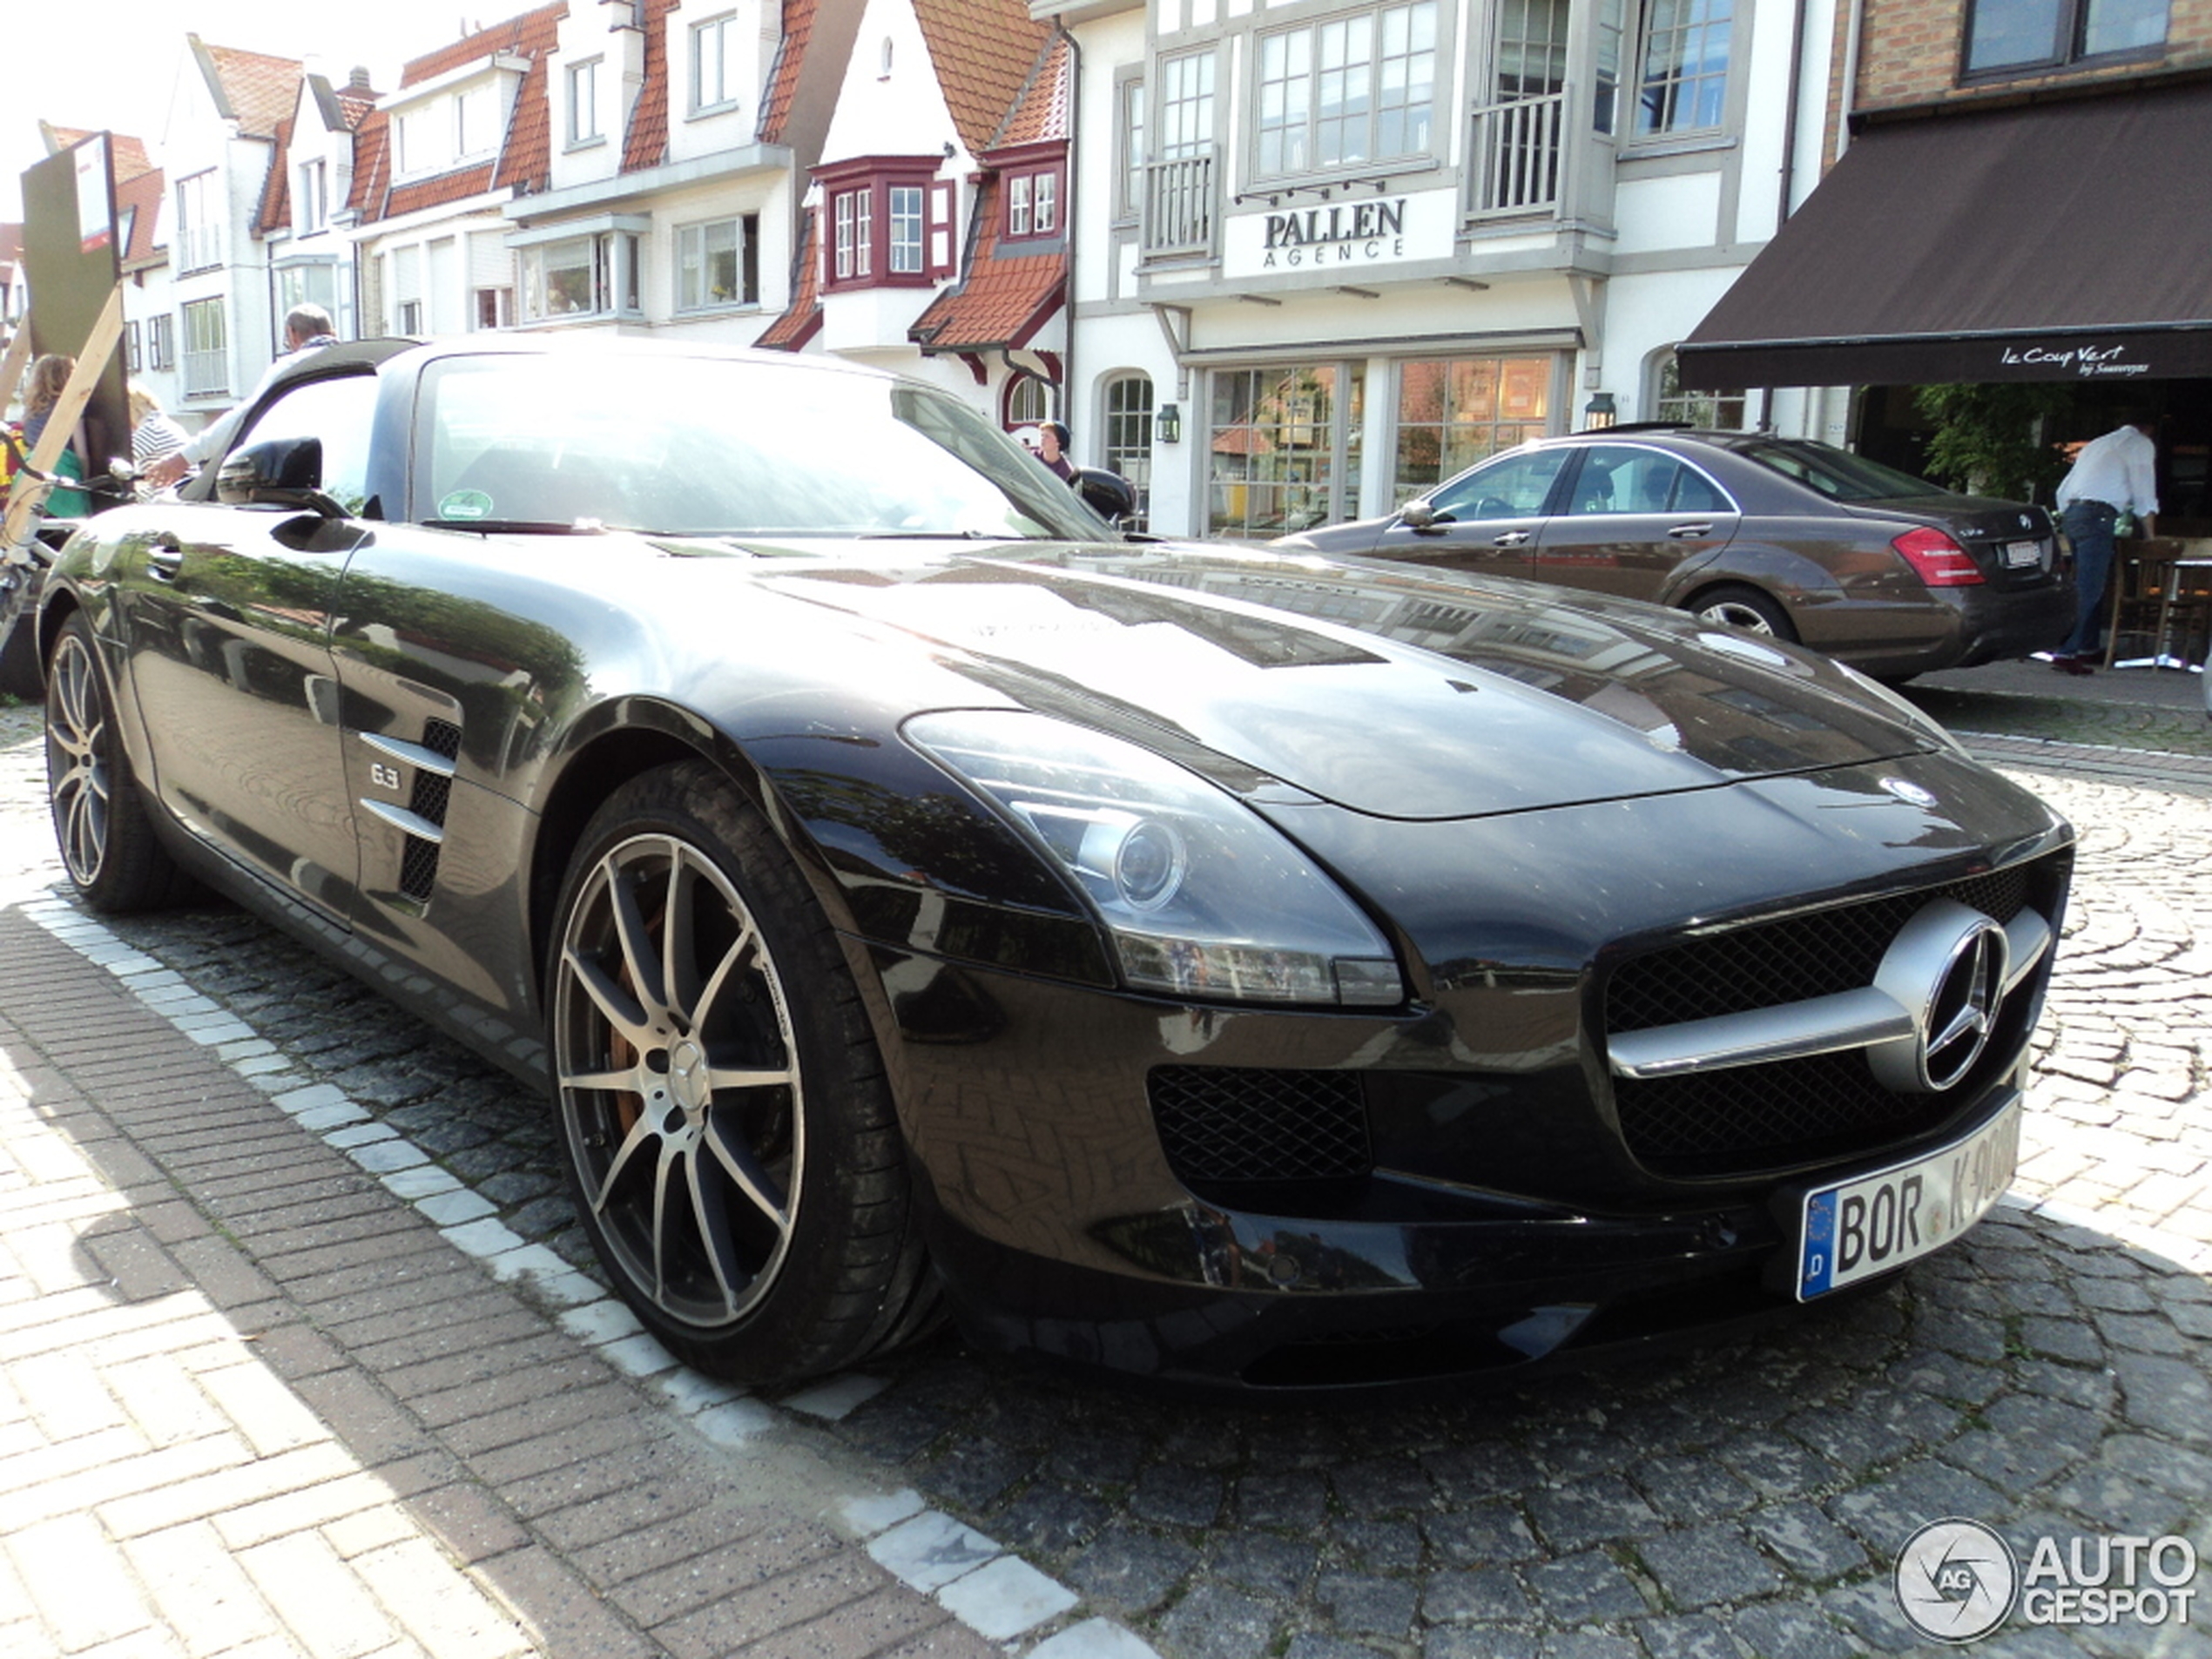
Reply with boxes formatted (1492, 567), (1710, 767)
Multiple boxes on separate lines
(738, 539), (1951, 820)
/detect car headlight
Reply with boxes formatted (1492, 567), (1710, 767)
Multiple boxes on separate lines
(906, 711), (1403, 1008)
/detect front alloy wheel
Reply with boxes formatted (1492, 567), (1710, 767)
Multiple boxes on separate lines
(548, 763), (939, 1383)
(45, 614), (190, 912)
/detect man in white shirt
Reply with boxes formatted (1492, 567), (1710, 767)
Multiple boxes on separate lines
(2050, 417), (2159, 673)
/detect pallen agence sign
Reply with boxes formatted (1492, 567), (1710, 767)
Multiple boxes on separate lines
(1222, 188), (1457, 282)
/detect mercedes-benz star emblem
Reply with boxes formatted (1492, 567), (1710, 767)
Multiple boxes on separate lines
(1895, 1517), (2018, 1643)
(1870, 900), (2012, 1093)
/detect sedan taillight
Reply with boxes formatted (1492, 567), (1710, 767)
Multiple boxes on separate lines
(1892, 527), (1986, 587)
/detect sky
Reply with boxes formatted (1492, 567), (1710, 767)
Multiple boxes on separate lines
(3, 0), (525, 221)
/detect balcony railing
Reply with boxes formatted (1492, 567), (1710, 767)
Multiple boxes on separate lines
(1142, 152), (1215, 258)
(1467, 91), (1566, 219)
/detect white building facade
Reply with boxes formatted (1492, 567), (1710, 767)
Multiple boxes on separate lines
(1039, 0), (1841, 538)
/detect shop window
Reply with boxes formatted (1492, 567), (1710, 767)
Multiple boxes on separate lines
(1208, 364), (1363, 538)
(1635, 0), (1733, 137)
(1963, 0), (2165, 73)
(1103, 374), (1155, 531)
(1393, 355), (1554, 506)
(1652, 354), (1746, 430)
(1255, 2), (1437, 177)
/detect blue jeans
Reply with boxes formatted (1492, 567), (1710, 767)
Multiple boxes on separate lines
(2059, 501), (2119, 658)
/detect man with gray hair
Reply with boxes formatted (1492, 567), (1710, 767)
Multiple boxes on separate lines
(144, 304), (342, 487)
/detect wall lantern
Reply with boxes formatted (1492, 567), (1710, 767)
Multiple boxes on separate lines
(1582, 392), (1617, 430)
(1157, 403), (1183, 444)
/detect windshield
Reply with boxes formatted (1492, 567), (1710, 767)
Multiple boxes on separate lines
(1734, 439), (1956, 502)
(411, 352), (1113, 541)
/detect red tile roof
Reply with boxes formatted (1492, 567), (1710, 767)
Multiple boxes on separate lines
(992, 35), (1069, 150)
(347, 109), (392, 217)
(400, 5), (562, 87)
(42, 127), (157, 183)
(760, 0), (821, 146)
(258, 114), (295, 232)
(622, 0), (681, 172)
(195, 39), (307, 139)
(757, 206), (823, 350)
(914, 0), (1051, 157)
(351, 3), (561, 224)
(909, 173), (1063, 354)
(118, 167), (165, 265)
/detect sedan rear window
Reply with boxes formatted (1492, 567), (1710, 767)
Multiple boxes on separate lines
(1734, 439), (1954, 502)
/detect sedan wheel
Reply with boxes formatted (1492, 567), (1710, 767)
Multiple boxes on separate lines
(1689, 583), (1797, 643)
(548, 762), (939, 1384)
(46, 615), (191, 912)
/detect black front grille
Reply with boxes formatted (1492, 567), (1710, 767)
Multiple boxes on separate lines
(1607, 862), (2036, 1034)
(1150, 1067), (1371, 1186)
(1605, 850), (2070, 1177)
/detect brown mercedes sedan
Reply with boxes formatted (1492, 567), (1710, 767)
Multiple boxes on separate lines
(1273, 428), (2074, 681)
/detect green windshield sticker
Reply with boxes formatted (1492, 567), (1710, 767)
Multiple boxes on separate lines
(439, 489), (494, 521)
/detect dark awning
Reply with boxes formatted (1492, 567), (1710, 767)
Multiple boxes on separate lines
(1676, 80), (2212, 389)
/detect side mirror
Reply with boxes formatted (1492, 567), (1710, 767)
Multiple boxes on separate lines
(1072, 466), (1136, 526)
(216, 437), (346, 518)
(1398, 500), (1441, 531)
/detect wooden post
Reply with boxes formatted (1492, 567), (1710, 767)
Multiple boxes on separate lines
(2, 284), (128, 563)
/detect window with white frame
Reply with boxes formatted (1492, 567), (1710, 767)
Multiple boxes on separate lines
(476, 287), (513, 329)
(125, 320), (142, 373)
(568, 57), (603, 145)
(833, 187), (872, 280)
(1635, 0), (1733, 136)
(149, 314), (174, 371)
(397, 105), (452, 177)
(175, 171), (220, 274)
(888, 186), (926, 273)
(1004, 374), (1050, 430)
(1103, 373), (1154, 531)
(297, 158), (328, 233)
(1157, 50), (1215, 160)
(456, 82), (500, 158)
(1652, 354), (1746, 428)
(181, 297), (228, 397)
(1116, 78), (1145, 220)
(519, 232), (641, 319)
(1006, 169), (1060, 239)
(1256, 2), (1437, 176)
(676, 215), (759, 309)
(691, 12), (738, 111)
(279, 263), (338, 321)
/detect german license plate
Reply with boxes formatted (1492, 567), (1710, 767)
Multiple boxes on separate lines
(1794, 1100), (2020, 1299)
(2003, 539), (2043, 569)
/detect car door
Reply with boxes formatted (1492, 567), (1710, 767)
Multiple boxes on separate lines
(1367, 447), (1573, 583)
(118, 369), (382, 923)
(1530, 444), (1740, 604)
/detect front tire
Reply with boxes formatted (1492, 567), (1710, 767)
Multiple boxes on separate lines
(547, 762), (939, 1385)
(45, 615), (192, 912)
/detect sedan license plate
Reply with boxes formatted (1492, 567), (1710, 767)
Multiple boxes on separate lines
(2003, 539), (2044, 569)
(1795, 1101), (2020, 1300)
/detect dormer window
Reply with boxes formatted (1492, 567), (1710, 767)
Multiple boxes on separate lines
(1006, 168), (1060, 239)
(691, 11), (739, 112)
(568, 57), (604, 146)
(456, 82), (500, 159)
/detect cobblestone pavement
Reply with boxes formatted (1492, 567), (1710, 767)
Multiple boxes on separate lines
(2, 691), (2209, 1659)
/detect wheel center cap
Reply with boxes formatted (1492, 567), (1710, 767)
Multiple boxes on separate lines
(668, 1040), (709, 1113)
